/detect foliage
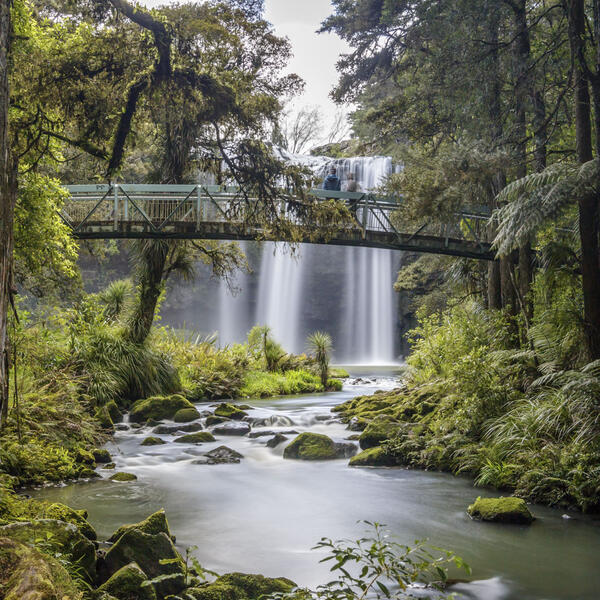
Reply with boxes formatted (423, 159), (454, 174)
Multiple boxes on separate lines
(241, 370), (323, 398)
(307, 332), (333, 388)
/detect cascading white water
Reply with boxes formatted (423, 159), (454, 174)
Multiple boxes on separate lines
(217, 150), (400, 361)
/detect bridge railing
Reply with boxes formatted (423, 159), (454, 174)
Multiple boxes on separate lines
(60, 184), (492, 256)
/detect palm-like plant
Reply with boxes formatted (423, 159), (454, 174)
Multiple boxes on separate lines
(99, 279), (133, 323)
(307, 331), (333, 388)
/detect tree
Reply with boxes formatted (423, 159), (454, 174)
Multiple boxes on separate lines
(273, 105), (323, 154)
(307, 331), (332, 388)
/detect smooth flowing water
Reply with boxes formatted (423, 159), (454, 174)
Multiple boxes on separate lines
(31, 374), (600, 600)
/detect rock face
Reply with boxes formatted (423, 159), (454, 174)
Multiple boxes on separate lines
(108, 509), (172, 543)
(0, 537), (83, 600)
(212, 421), (251, 436)
(186, 572), (296, 600)
(266, 433), (288, 448)
(358, 418), (403, 449)
(130, 394), (194, 423)
(109, 472), (138, 482)
(98, 562), (157, 600)
(173, 432), (216, 443)
(283, 433), (352, 460)
(0, 519), (97, 583)
(101, 529), (185, 597)
(153, 422), (203, 434)
(192, 446), (244, 465)
(467, 497), (535, 525)
(214, 403), (249, 420)
(349, 446), (398, 467)
(173, 407), (201, 423)
(141, 436), (167, 446)
(42, 502), (97, 540)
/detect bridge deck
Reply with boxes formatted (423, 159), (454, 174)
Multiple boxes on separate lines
(61, 184), (494, 260)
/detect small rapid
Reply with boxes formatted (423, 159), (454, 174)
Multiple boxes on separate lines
(31, 373), (600, 600)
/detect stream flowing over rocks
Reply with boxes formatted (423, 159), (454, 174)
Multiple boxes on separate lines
(31, 371), (600, 600)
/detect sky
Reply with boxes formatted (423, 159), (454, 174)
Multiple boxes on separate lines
(140, 0), (350, 123)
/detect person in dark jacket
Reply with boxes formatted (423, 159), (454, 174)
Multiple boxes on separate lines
(322, 166), (341, 191)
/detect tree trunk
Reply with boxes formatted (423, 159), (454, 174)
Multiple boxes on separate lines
(569, 0), (600, 359)
(487, 261), (502, 309)
(0, 0), (15, 427)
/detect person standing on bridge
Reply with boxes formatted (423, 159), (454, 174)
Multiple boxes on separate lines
(322, 166), (341, 191)
(344, 172), (360, 193)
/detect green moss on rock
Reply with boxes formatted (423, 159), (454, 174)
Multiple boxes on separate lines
(95, 405), (115, 430)
(141, 436), (167, 446)
(42, 502), (97, 540)
(205, 415), (229, 426)
(359, 417), (403, 450)
(106, 400), (123, 423)
(349, 446), (398, 467)
(79, 467), (101, 479)
(174, 432), (216, 444)
(130, 394), (194, 423)
(110, 472), (138, 482)
(108, 509), (172, 543)
(93, 448), (112, 463)
(467, 496), (534, 524)
(283, 433), (339, 460)
(173, 407), (201, 423)
(98, 562), (157, 600)
(214, 403), (248, 420)
(187, 572), (296, 600)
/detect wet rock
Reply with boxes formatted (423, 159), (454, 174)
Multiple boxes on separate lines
(141, 436), (167, 446)
(79, 467), (101, 479)
(130, 423), (142, 429)
(153, 422), (204, 434)
(98, 562), (157, 600)
(109, 472), (137, 482)
(192, 446), (244, 465)
(283, 433), (350, 460)
(349, 446), (398, 467)
(108, 509), (173, 543)
(100, 529), (185, 597)
(314, 415), (333, 422)
(205, 415), (230, 426)
(145, 418), (163, 427)
(103, 462), (116, 470)
(115, 423), (130, 431)
(212, 421), (251, 436)
(250, 415), (295, 427)
(467, 497), (535, 525)
(359, 417), (403, 449)
(93, 448), (113, 463)
(266, 433), (288, 448)
(248, 429), (299, 438)
(41, 502), (97, 540)
(106, 400), (123, 423)
(346, 434), (360, 441)
(130, 394), (194, 423)
(214, 402), (248, 420)
(0, 519), (97, 583)
(75, 448), (96, 465)
(186, 572), (296, 600)
(173, 432), (216, 444)
(95, 404), (115, 431)
(173, 407), (201, 423)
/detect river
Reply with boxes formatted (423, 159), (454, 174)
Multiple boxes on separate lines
(31, 371), (600, 600)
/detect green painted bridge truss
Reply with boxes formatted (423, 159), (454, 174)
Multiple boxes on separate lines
(61, 184), (494, 260)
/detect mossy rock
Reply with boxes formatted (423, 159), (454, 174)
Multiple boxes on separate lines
(42, 502), (97, 540)
(103, 462), (116, 470)
(79, 467), (101, 479)
(173, 432), (216, 444)
(173, 407), (201, 423)
(283, 433), (340, 460)
(214, 403), (248, 421)
(141, 436), (167, 446)
(187, 572), (296, 600)
(98, 562), (157, 600)
(0, 537), (83, 600)
(205, 415), (229, 426)
(349, 446), (398, 467)
(467, 496), (535, 525)
(130, 394), (194, 423)
(101, 529), (185, 597)
(329, 367), (350, 379)
(0, 519), (97, 583)
(75, 448), (96, 466)
(110, 472), (138, 482)
(93, 448), (113, 463)
(359, 417), (403, 450)
(95, 404), (115, 431)
(326, 378), (343, 391)
(108, 509), (172, 543)
(106, 400), (123, 423)
(153, 422), (204, 434)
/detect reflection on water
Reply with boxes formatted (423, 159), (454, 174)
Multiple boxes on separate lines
(31, 373), (600, 600)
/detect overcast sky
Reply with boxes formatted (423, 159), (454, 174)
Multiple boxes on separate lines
(140, 0), (350, 122)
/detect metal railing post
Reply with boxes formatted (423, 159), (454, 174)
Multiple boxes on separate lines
(196, 185), (202, 229)
(361, 194), (370, 238)
(113, 183), (119, 231)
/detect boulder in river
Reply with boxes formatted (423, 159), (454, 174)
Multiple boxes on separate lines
(214, 402), (249, 420)
(173, 431), (216, 443)
(108, 509), (173, 543)
(266, 433), (288, 448)
(212, 421), (251, 436)
(205, 414), (230, 426)
(93, 448), (113, 463)
(141, 436), (167, 446)
(467, 497), (535, 525)
(173, 407), (201, 423)
(192, 446), (244, 465)
(130, 394), (194, 423)
(359, 417), (403, 449)
(0, 519), (97, 583)
(153, 422), (204, 434)
(349, 446), (398, 467)
(248, 429), (299, 438)
(98, 562), (157, 600)
(283, 433), (351, 460)
(41, 502), (97, 540)
(186, 572), (296, 600)
(109, 472), (138, 482)
(100, 529), (185, 597)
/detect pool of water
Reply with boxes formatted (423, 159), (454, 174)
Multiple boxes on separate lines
(31, 373), (600, 600)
